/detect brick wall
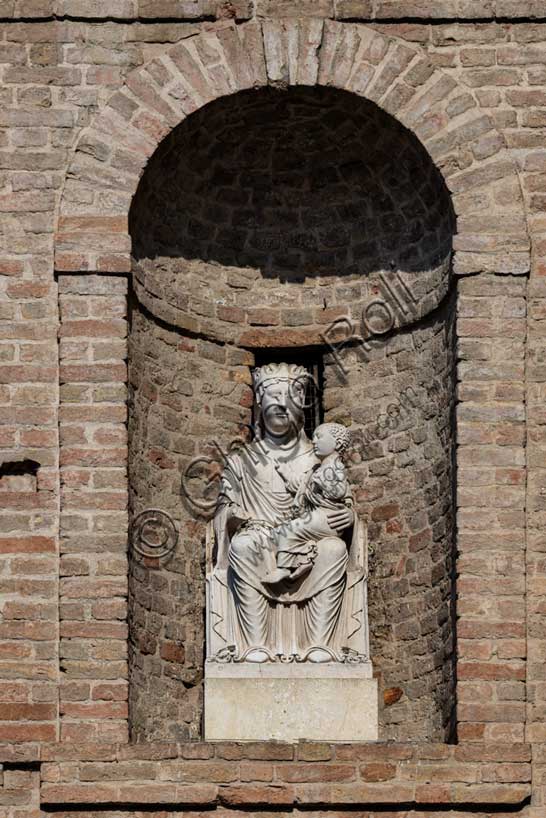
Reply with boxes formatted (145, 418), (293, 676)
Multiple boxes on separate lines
(0, 1), (545, 814)
(58, 273), (129, 744)
(325, 297), (457, 742)
(37, 741), (531, 809)
(128, 307), (253, 741)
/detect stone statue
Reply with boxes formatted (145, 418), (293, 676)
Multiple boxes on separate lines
(206, 362), (371, 665)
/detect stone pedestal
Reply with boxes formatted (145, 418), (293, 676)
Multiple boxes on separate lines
(204, 661), (378, 742)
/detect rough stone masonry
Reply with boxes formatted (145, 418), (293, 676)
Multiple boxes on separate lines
(1, 0), (546, 816)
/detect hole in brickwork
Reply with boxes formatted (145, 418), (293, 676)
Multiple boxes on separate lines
(128, 85), (456, 743)
(0, 459), (40, 492)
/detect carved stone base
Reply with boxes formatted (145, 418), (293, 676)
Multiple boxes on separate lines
(204, 661), (378, 742)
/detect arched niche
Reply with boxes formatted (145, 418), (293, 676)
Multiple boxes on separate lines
(127, 83), (456, 743)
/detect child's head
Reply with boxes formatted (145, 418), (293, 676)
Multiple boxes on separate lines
(312, 423), (351, 459)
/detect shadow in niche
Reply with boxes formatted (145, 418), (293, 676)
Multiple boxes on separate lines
(129, 85), (454, 282)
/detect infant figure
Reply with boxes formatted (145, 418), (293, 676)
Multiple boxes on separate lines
(263, 422), (353, 587)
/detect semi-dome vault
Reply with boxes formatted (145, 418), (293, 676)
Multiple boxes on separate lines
(55, 18), (530, 278)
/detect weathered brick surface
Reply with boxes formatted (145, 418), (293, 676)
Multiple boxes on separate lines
(0, 741), (533, 818)
(0, 765), (41, 818)
(0, 2), (545, 814)
(58, 273), (129, 744)
(130, 84), (453, 345)
(33, 741), (532, 808)
(324, 298), (457, 741)
(456, 274), (527, 744)
(128, 309), (253, 740)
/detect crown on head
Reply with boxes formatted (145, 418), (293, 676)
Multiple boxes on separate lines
(252, 362), (309, 395)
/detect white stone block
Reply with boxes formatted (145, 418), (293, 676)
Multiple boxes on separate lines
(204, 661), (378, 742)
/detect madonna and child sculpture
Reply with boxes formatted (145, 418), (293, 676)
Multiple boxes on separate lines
(204, 363), (378, 741)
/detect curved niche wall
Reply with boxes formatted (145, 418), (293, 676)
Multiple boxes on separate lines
(128, 85), (456, 742)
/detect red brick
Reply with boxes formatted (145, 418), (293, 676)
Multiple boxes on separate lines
(0, 365), (56, 383)
(296, 743), (332, 761)
(92, 683), (128, 701)
(458, 661), (526, 681)
(0, 536), (55, 553)
(0, 703), (56, 721)
(0, 259), (24, 276)
(159, 641), (185, 663)
(58, 216), (127, 233)
(60, 319), (127, 338)
(359, 762), (397, 781)
(0, 621), (55, 640)
(219, 784), (296, 806)
(60, 702), (128, 719)
(454, 744), (531, 763)
(239, 761), (274, 782)
(40, 783), (119, 804)
(60, 363), (127, 383)
(335, 745), (414, 761)
(96, 254), (132, 272)
(0, 683), (29, 702)
(275, 763), (355, 783)
(0, 724), (56, 741)
(60, 622), (127, 639)
(215, 742), (293, 761)
(371, 502), (400, 522)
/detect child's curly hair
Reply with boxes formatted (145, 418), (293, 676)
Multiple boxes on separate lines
(316, 422), (351, 455)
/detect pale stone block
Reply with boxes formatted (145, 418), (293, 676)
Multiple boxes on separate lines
(205, 662), (378, 742)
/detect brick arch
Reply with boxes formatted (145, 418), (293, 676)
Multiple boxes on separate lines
(54, 18), (530, 276)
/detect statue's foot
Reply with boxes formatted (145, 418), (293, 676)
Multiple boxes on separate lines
(307, 648), (333, 663)
(245, 649), (270, 663)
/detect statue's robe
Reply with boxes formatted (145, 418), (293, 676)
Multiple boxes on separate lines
(213, 432), (350, 657)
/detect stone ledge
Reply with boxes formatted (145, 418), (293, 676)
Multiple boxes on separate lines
(0, 739), (531, 764)
(1, 742), (527, 808)
(3, 1), (546, 21)
(38, 782), (532, 808)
